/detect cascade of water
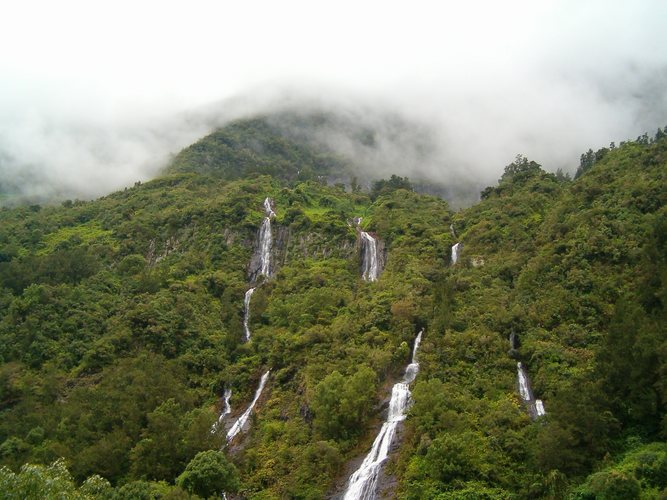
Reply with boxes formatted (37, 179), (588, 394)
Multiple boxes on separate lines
(258, 218), (272, 277)
(516, 362), (546, 419)
(509, 331), (519, 350)
(451, 242), (460, 265)
(226, 371), (270, 444)
(257, 198), (275, 278)
(264, 197), (276, 218)
(517, 362), (533, 402)
(211, 388), (233, 433)
(360, 231), (379, 282)
(450, 224), (456, 238)
(243, 288), (256, 341)
(223, 388), (232, 417)
(343, 330), (423, 499)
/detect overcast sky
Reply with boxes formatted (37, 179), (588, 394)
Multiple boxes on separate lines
(1, 0), (666, 201)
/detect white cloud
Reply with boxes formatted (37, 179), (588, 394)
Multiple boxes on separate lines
(0, 0), (665, 201)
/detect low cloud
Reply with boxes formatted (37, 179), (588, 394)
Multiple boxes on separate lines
(0, 1), (665, 205)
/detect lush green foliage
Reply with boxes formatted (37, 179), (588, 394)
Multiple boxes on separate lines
(177, 450), (239, 497)
(396, 132), (667, 498)
(0, 118), (665, 498)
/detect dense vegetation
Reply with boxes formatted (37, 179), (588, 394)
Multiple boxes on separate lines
(0, 118), (665, 498)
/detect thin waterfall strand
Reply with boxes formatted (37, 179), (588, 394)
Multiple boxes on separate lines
(517, 362), (533, 401)
(451, 242), (460, 265)
(343, 331), (423, 499)
(243, 288), (255, 341)
(223, 388), (232, 417)
(516, 362), (546, 419)
(264, 197), (276, 218)
(360, 231), (379, 282)
(258, 218), (272, 277)
(258, 198), (275, 278)
(211, 388), (233, 433)
(226, 371), (270, 443)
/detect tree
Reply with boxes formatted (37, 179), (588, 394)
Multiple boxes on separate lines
(0, 458), (111, 499)
(370, 175), (413, 199)
(312, 366), (377, 440)
(500, 154), (542, 184)
(177, 450), (240, 498)
(129, 399), (184, 481)
(587, 470), (640, 499)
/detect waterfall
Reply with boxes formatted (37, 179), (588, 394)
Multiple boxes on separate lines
(360, 231), (379, 282)
(517, 362), (533, 401)
(243, 288), (255, 341)
(451, 242), (460, 265)
(211, 388), (233, 433)
(343, 330), (423, 499)
(223, 388), (232, 417)
(264, 197), (276, 218)
(450, 224), (456, 238)
(258, 198), (275, 278)
(509, 331), (518, 350)
(226, 371), (270, 443)
(516, 362), (546, 419)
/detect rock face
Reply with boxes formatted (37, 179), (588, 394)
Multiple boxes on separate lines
(471, 256), (485, 267)
(249, 225), (357, 281)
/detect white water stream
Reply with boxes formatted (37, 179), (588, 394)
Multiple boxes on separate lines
(211, 388), (233, 434)
(226, 371), (270, 444)
(258, 197), (275, 278)
(243, 288), (255, 341)
(517, 362), (546, 419)
(360, 232), (379, 282)
(343, 331), (423, 499)
(451, 242), (460, 265)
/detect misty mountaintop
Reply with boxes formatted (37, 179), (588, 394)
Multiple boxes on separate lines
(167, 109), (485, 207)
(0, 106), (487, 208)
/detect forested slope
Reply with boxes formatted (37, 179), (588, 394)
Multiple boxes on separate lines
(398, 139), (667, 498)
(0, 119), (665, 499)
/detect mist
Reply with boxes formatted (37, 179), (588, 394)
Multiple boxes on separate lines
(1, 0), (665, 204)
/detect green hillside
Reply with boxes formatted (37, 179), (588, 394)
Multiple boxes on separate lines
(0, 120), (665, 499)
(166, 116), (352, 183)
